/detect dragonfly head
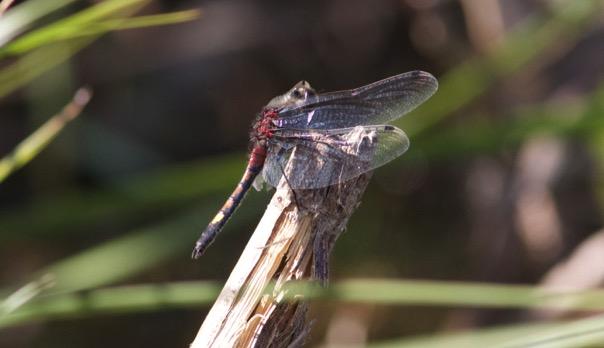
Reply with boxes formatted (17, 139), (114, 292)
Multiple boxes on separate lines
(265, 80), (316, 110)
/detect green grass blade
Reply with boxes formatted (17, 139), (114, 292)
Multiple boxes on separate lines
(0, 193), (263, 296)
(0, 281), (221, 328)
(0, 0), (148, 57)
(0, 274), (55, 316)
(0, 0), (150, 99)
(0, 0), (77, 46)
(1, 9), (201, 56)
(370, 313), (604, 348)
(321, 279), (604, 311)
(0, 37), (90, 99)
(36, 208), (207, 293)
(0, 87), (91, 183)
(5, 278), (604, 332)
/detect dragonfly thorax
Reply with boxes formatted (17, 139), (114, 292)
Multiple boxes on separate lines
(250, 108), (278, 143)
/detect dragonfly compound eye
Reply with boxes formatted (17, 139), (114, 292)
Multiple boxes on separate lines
(292, 88), (305, 99)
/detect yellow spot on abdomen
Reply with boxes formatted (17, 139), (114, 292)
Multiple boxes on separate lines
(211, 212), (225, 224)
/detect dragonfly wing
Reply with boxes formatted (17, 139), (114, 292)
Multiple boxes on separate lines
(275, 71), (437, 130)
(263, 125), (409, 189)
(260, 142), (293, 189)
(262, 141), (341, 189)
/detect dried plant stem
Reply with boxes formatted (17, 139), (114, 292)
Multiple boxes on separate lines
(191, 152), (372, 347)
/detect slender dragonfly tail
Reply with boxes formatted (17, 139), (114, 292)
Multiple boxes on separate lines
(192, 224), (221, 259)
(192, 149), (265, 259)
(192, 170), (257, 259)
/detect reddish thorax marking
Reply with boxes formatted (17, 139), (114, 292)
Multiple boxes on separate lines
(248, 108), (278, 168)
(257, 108), (279, 138)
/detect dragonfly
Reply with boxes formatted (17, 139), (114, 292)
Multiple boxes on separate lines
(192, 70), (438, 259)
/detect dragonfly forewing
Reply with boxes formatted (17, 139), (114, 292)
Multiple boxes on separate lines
(274, 71), (437, 130)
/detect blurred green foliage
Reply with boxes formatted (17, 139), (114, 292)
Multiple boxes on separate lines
(371, 312), (604, 348)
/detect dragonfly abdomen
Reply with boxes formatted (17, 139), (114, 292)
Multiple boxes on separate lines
(192, 146), (266, 259)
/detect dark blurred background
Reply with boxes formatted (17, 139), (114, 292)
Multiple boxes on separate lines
(1, 0), (604, 347)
